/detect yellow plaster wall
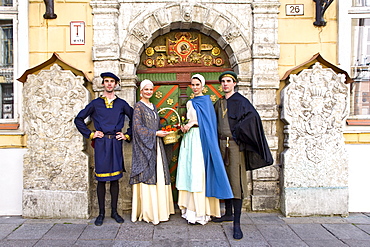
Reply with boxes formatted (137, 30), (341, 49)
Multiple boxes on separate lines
(278, 0), (337, 79)
(344, 133), (370, 144)
(0, 1), (94, 146)
(0, 134), (26, 148)
(28, 0), (93, 77)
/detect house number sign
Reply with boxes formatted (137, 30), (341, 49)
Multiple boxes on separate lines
(286, 4), (304, 16)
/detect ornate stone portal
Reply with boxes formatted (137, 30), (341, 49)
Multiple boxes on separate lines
(22, 64), (90, 218)
(281, 62), (349, 216)
(91, 0), (281, 212)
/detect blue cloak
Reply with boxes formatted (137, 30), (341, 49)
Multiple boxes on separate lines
(191, 95), (233, 199)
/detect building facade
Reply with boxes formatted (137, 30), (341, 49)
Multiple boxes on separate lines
(0, 0), (369, 217)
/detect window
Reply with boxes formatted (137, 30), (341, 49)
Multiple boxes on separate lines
(339, 1), (370, 121)
(353, 0), (370, 7)
(0, 19), (13, 119)
(0, 0), (12, 7)
(351, 18), (370, 116)
(0, 0), (22, 126)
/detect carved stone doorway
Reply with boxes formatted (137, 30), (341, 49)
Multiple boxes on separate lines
(91, 1), (280, 211)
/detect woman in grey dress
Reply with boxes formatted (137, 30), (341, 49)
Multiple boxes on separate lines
(130, 79), (175, 225)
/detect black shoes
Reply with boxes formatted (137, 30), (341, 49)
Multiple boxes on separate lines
(95, 212), (124, 226)
(94, 214), (104, 226)
(212, 214), (234, 222)
(111, 211), (124, 223)
(95, 211), (124, 226)
(233, 223), (243, 240)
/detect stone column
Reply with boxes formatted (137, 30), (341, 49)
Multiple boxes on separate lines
(90, 0), (121, 92)
(281, 62), (349, 216)
(249, 0), (280, 211)
(91, 0), (135, 214)
(22, 64), (90, 218)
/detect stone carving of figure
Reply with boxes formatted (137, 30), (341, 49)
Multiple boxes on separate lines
(44, 0), (57, 19)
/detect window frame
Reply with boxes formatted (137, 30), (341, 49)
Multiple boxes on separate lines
(0, 13), (16, 124)
(0, 0), (15, 10)
(0, 0), (27, 132)
(339, 1), (370, 130)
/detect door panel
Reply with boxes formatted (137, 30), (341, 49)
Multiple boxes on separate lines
(149, 85), (180, 200)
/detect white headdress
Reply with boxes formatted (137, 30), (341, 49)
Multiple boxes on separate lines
(191, 74), (205, 87)
(140, 79), (154, 91)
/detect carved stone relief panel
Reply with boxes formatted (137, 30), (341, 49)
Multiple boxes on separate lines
(22, 64), (90, 218)
(281, 62), (349, 216)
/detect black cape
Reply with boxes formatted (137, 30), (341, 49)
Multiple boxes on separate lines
(226, 92), (273, 170)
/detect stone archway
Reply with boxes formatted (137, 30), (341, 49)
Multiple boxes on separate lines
(91, 0), (280, 211)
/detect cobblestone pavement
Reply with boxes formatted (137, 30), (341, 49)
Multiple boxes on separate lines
(1, 211), (370, 246)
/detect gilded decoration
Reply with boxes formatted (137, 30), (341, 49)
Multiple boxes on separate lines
(214, 57), (224, 67)
(189, 52), (203, 64)
(139, 32), (228, 69)
(204, 55), (213, 66)
(144, 58), (154, 67)
(146, 47), (155, 56)
(172, 155), (178, 162)
(167, 54), (180, 65)
(202, 86), (209, 94)
(212, 47), (221, 56)
(156, 54), (166, 67)
(170, 115), (177, 123)
(155, 91), (163, 99)
(210, 95), (217, 102)
(166, 98), (174, 105)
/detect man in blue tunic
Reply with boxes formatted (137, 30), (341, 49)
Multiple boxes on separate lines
(75, 72), (133, 226)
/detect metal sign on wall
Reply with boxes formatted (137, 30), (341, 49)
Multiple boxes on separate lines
(285, 4), (304, 16)
(70, 21), (85, 45)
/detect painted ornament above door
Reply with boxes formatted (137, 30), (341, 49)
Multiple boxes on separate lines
(142, 32), (226, 68)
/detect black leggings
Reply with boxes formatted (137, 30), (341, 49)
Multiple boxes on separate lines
(97, 180), (119, 214)
(224, 198), (242, 224)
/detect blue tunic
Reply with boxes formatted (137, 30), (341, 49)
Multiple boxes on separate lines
(191, 95), (233, 199)
(74, 96), (133, 181)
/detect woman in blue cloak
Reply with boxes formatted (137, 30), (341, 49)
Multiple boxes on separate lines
(176, 74), (233, 225)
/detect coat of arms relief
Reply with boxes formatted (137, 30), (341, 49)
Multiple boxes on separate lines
(282, 62), (348, 187)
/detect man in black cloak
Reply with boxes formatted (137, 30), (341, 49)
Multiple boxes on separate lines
(213, 71), (273, 239)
